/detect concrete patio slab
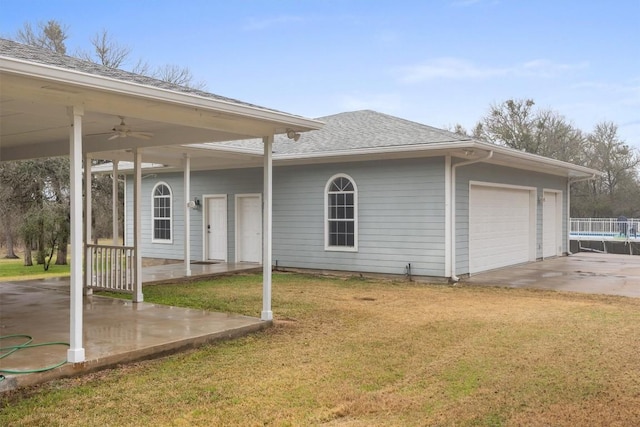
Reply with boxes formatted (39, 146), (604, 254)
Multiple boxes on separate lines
(142, 261), (261, 285)
(0, 268), (269, 392)
(464, 253), (640, 298)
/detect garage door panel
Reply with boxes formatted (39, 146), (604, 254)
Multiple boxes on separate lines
(469, 185), (533, 274)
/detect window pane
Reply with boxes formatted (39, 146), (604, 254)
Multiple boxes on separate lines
(329, 233), (338, 246)
(326, 176), (356, 248)
(153, 184), (172, 240)
(346, 234), (354, 246)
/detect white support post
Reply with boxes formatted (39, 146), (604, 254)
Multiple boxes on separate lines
(112, 160), (119, 245)
(261, 135), (274, 321)
(133, 149), (143, 302)
(183, 154), (192, 277)
(444, 155), (452, 277)
(123, 175), (128, 246)
(566, 180), (571, 254)
(67, 106), (85, 363)
(84, 153), (93, 296)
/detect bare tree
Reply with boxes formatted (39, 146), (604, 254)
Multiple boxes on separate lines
(587, 122), (639, 198)
(474, 98), (640, 217)
(153, 64), (206, 89)
(76, 29), (131, 68)
(474, 98), (587, 163)
(569, 122), (639, 217)
(16, 20), (68, 54)
(131, 58), (152, 76)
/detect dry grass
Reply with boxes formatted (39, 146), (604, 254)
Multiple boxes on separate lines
(2, 273), (640, 426)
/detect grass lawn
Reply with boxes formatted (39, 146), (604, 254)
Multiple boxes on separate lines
(0, 257), (70, 281)
(2, 273), (640, 426)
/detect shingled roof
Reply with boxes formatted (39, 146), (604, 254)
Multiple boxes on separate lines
(218, 109), (474, 154)
(0, 37), (272, 111)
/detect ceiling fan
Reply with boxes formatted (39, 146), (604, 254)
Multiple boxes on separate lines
(107, 117), (154, 140)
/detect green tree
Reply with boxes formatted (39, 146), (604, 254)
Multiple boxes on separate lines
(0, 163), (21, 258)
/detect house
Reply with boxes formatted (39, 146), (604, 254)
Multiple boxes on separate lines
(117, 110), (601, 280)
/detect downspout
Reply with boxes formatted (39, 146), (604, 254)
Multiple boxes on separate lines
(450, 150), (494, 282)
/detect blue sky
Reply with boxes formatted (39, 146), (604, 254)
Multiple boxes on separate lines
(1, 0), (639, 147)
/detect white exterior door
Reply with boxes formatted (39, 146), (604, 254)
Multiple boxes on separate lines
(543, 191), (562, 258)
(206, 195), (227, 261)
(469, 184), (535, 274)
(236, 194), (262, 263)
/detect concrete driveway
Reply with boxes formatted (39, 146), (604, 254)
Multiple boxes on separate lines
(464, 253), (640, 298)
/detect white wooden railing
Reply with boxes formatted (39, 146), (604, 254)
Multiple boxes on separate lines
(86, 244), (135, 292)
(570, 218), (640, 238)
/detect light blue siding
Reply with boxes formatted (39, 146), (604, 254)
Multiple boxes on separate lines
(271, 158), (446, 277)
(455, 163), (568, 275)
(125, 169), (263, 262)
(124, 156), (568, 278)
(126, 157), (447, 276)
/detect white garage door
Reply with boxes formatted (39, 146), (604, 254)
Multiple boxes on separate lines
(469, 184), (534, 274)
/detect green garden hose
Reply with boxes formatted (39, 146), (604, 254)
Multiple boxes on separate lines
(0, 334), (69, 382)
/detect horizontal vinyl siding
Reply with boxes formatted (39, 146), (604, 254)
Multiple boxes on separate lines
(125, 169), (263, 262)
(272, 157), (446, 277)
(126, 158), (447, 276)
(455, 163), (568, 275)
(190, 168), (263, 262)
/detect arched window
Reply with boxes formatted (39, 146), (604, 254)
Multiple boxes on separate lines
(325, 174), (358, 251)
(152, 182), (172, 242)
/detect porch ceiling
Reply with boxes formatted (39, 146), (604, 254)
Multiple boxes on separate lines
(0, 56), (322, 162)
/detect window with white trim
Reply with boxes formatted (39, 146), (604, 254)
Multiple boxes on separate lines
(325, 174), (357, 251)
(152, 182), (172, 242)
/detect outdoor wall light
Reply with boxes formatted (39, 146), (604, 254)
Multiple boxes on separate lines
(286, 128), (301, 142)
(187, 197), (201, 209)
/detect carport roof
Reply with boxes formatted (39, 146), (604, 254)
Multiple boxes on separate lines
(1, 38), (267, 109)
(0, 38), (323, 162)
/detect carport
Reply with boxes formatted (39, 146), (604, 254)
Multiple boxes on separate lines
(0, 39), (322, 364)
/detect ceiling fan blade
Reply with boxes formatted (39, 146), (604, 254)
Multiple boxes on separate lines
(107, 134), (120, 140)
(129, 131), (154, 140)
(86, 132), (114, 137)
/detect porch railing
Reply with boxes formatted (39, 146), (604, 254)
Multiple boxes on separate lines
(570, 218), (640, 238)
(86, 244), (135, 292)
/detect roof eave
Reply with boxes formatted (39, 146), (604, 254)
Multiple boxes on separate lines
(0, 56), (324, 133)
(470, 141), (604, 178)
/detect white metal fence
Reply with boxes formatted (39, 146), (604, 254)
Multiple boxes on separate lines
(570, 218), (640, 239)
